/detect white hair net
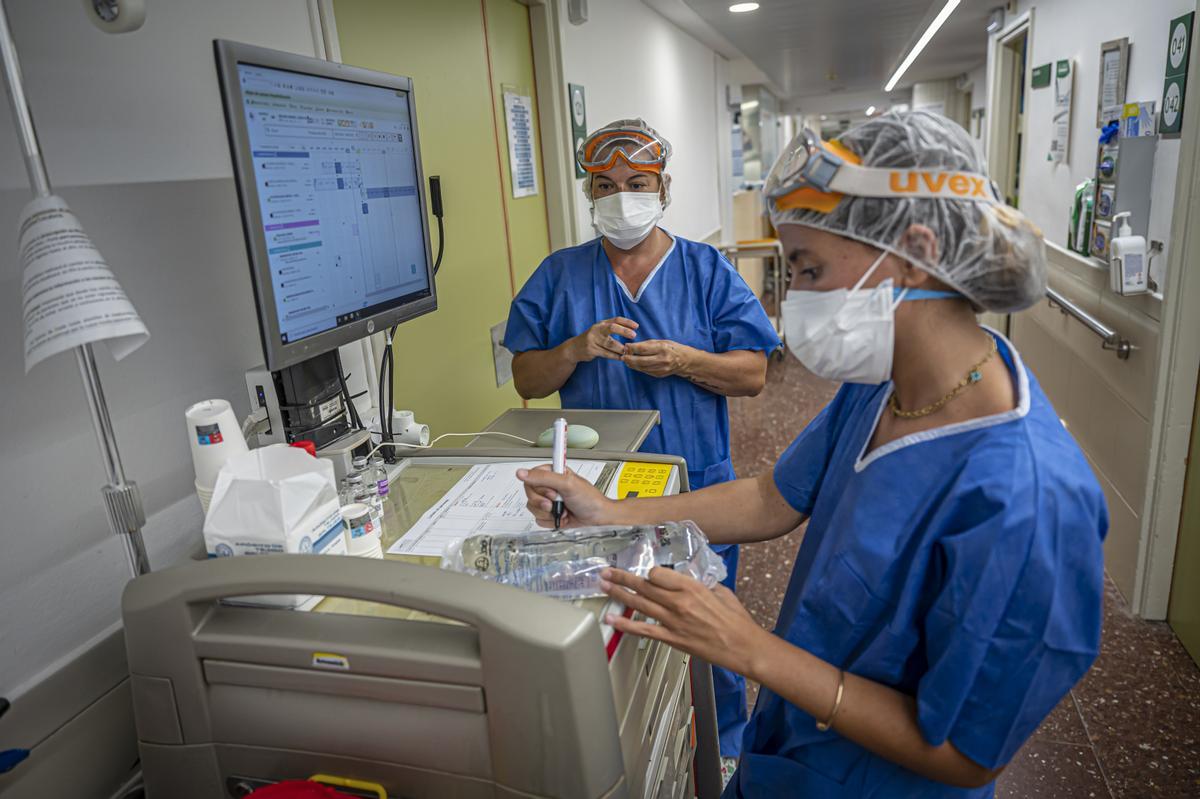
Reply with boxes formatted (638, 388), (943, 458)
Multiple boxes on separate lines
(580, 118), (673, 209)
(769, 111), (1046, 313)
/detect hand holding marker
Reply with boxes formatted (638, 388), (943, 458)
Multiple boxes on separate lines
(551, 417), (567, 529)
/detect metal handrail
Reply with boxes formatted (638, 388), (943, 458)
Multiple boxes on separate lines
(1045, 287), (1136, 359)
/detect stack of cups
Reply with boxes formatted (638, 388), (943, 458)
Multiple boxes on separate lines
(343, 502), (383, 558)
(185, 399), (249, 514)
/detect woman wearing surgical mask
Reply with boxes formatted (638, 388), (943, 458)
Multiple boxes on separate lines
(504, 118), (781, 761)
(517, 111), (1106, 797)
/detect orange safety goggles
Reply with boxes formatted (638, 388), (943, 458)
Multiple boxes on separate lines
(576, 128), (670, 174)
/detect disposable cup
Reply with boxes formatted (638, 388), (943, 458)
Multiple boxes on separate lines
(342, 502), (380, 556)
(186, 399), (248, 489)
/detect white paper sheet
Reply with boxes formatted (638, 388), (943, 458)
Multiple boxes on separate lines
(1050, 61), (1073, 164)
(1101, 49), (1122, 111)
(389, 459), (607, 557)
(503, 91), (538, 199)
(19, 195), (148, 373)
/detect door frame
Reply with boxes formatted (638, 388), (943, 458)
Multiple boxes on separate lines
(985, 10), (1032, 208)
(1136, 0), (1200, 619)
(523, 0), (578, 251)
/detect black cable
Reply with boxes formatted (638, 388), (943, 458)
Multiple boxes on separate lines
(333, 349), (362, 431)
(429, 175), (445, 276)
(432, 213), (445, 275)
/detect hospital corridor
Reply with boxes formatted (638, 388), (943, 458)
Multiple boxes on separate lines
(1, 1), (1200, 798)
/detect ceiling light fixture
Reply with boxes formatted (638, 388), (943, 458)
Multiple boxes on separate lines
(986, 6), (1005, 33)
(884, 0), (962, 92)
(866, 105), (877, 116)
(729, 3), (760, 13)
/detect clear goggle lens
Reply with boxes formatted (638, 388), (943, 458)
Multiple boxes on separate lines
(577, 130), (668, 171)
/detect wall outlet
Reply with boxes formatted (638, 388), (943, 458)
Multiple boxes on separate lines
(491, 321), (513, 387)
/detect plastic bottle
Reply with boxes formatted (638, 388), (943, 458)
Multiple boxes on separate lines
(370, 455), (390, 504)
(1110, 212), (1147, 295)
(351, 456), (384, 530)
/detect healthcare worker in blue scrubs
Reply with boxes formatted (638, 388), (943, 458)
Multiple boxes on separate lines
(504, 118), (781, 762)
(516, 111), (1107, 797)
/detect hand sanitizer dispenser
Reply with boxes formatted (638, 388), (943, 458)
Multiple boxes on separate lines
(1109, 212), (1148, 296)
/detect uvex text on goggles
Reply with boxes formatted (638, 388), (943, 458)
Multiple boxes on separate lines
(764, 127), (1001, 214)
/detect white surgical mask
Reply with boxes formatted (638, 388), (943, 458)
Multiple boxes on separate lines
(593, 191), (663, 250)
(780, 251), (958, 384)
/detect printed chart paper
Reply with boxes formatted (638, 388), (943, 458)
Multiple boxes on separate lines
(19, 195), (148, 373)
(503, 91), (538, 198)
(389, 460), (607, 557)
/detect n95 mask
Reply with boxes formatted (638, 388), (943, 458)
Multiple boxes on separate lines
(780, 250), (959, 384)
(593, 191), (663, 250)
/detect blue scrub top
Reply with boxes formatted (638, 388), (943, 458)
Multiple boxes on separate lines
(504, 233), (780, 491)
(728, 331), (1107, 798)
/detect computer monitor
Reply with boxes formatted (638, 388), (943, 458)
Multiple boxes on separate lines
(215, 40), (436, 373)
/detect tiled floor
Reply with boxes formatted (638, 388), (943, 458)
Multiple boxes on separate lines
(726, 353), (1200, 798)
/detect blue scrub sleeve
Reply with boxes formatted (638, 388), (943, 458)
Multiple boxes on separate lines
(771, 387), (853, 516)
(504, 261), (553, 354)
(915, 480), (1104, 769)
(709, 255), (782, 353)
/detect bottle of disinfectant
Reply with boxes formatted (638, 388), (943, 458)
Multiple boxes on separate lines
(1109, 212), (1147, 296)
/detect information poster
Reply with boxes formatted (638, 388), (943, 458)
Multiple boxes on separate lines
(503, 90), (538, 198)
(19, 195), (148, 373)
(1050, 60), (1073, 164)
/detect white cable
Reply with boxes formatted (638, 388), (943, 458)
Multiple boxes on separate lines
(240, 408), (270, 440)
(366, 430), (536, 460)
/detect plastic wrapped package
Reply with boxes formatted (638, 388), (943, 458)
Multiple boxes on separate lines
(440, 521), (727, 600)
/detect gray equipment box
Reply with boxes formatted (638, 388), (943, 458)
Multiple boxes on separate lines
(122, 555), (628, 798)
(1090, 135), (1156, 259)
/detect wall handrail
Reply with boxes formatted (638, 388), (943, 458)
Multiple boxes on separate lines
(1045, 287), (1137, 359)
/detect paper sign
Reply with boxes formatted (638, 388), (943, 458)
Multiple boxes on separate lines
(503, 91), (538, 198)
(1031, 63), (1052, 89)
(1050, 60), (1073, 163)
(19, 195), (148, 373)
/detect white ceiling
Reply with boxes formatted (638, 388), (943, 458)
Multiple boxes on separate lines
(679, 0), (994, 105)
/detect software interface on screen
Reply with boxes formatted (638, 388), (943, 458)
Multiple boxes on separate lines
(237, 63), (430, 345)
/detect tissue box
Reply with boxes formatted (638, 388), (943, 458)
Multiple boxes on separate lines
(204, 444), (347, 608)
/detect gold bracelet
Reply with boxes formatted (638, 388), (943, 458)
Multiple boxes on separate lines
(816, 669), (845, 732)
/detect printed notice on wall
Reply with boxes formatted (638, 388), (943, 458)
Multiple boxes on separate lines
(503, 91), (538, 198)
(19, 195), (148, 373)
(1050, 60), (1073, 164)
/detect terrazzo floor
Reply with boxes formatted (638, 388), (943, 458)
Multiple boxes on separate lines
(725, 352), (1200, 798)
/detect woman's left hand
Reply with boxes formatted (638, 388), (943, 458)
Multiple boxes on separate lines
(600, 566), (768, 678)
(622, 339), (694, 378)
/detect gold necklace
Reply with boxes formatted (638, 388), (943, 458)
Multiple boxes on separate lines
(889, 336), (998, 419)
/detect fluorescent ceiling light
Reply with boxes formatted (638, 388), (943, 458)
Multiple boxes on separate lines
(820, 114), (828, 121)
(729, 3), (760, 12)
(884, 0), (962, 92)
(741, 100), (760, 110)
(866, 105), (877, 116)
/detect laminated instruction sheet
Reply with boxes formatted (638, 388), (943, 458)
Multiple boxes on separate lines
(388, 460), (607, 557)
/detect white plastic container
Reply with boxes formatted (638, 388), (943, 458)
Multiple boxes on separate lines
(1109, 212), (1148, 296)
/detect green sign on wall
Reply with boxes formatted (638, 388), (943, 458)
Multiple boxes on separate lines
(1031, 63), (1052, 89)
(569, 83), (588, 178)
(1161, 12), (1194, 136)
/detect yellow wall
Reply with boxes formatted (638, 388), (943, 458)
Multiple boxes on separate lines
(334, 0), (556, 436)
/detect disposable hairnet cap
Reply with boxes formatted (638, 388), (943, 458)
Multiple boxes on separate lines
(768, 111), (1047, 314)
(579, 118), (673, 208)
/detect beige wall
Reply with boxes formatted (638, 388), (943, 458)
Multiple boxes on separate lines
(1010, 243), (1161, 599)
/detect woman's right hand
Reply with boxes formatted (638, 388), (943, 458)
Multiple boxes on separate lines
(517, 464), (618, 528)
(569, 317), (639, 362)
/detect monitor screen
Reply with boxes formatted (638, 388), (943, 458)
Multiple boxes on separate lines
(236, 63), (431, 346)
